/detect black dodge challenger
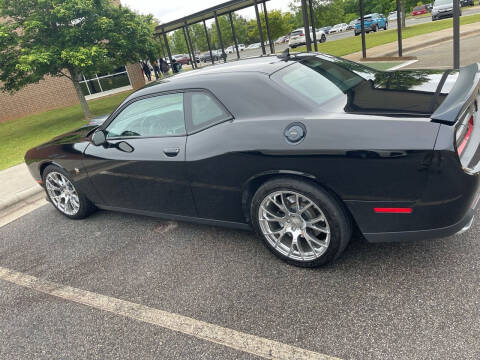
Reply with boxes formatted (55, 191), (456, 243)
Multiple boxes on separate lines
(25, 53), (480, 267)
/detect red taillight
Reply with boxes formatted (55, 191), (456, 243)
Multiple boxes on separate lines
(300, 32), (304, 36)
(457, 115), (474, 156)
(374, 208), (412, 214)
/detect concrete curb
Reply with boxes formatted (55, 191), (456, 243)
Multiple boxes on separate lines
(0, 185), (44, 215)
(345, 26), (480, 61)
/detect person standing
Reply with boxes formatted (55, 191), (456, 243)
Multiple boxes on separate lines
(159, 58), (169, 75)
(141, 61), (151, 81)
(152, 60), (160, 80)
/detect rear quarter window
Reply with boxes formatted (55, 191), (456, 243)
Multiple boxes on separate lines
(186, 91), (232, 132)
(272, 62), (343, 106)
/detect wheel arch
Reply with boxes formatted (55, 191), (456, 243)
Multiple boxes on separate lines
(241, 171), (356, 228)
(39, 160), (67, 179)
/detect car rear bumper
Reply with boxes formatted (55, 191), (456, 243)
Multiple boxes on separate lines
(363, 206), (476, 243)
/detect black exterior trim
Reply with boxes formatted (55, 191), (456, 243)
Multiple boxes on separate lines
(96, 204), (252, 230)
(364, 207), (474, 243)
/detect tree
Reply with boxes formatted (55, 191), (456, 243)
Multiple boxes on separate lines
(0, 0), (160, 119)
(247, 10), (294, 44)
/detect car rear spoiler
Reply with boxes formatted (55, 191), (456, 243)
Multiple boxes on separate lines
(431, 63), (480, 124)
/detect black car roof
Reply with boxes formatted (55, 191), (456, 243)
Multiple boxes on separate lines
(127, 55), (294, 100)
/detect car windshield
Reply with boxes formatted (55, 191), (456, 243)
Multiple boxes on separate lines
(357, 16), (372, 22)
(413, 5), (425, 10)
(434, 0), (452, 5)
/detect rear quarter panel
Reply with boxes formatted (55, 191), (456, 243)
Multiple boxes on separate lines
(186, 111), (440, 231)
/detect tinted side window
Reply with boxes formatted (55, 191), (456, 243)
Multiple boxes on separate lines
(105, 93), (185, 138)
(188, 92), (231, 131)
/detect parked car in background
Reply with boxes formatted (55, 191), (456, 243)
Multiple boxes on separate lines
(412, 4), (428, 15)
(288, 27), (327, 48)
(226, 46), (234, 54)
(246, 43), (261, 49)
(238, 44), (246, 51)
(460, 0), (473, 6)
(347, 20), (356, 30)
(387, 11), (398, 21)
(275, 36), (288, 44)
(26, 54), (480, 268)
(432, 0), (461, 20)
(329, 23), (348, 33)
(172, 54), (190, 65)
(354, 13), (388, 35)
(199, 50), (220, 63)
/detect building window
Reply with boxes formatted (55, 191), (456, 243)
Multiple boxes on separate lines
(78, 66), (132, 97)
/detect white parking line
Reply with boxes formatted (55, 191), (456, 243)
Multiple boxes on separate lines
(387, 60), (419, 71)
(0, 266), (341, 360)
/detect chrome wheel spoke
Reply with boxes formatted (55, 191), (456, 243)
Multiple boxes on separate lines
(306, 222), (330, 233)
(273, 229), (286, 248)
(303, 231), (328, 248)
(269, 195), (288, 214)
(299, 202), (313, 214)
(261, 206), (284, 221)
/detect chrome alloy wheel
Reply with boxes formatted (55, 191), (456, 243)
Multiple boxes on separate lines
(258, 191), (331, 261)
(45, 172), (80, 216)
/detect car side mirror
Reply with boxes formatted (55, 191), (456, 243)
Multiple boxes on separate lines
(92, 130), (106, 146)
(117, 141), (134, 153)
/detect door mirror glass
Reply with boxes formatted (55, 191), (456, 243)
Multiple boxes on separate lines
(92, 130), (106, 146)
(117, 141), (134, 153)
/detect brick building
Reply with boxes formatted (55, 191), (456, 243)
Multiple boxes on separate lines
(0, 63), (145, 123)
(0, 0), (145, 122)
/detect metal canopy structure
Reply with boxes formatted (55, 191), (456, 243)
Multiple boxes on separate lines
(155, 0), (463, 75)
(155, 0), (271, 33)
(155, 0), (275, 70)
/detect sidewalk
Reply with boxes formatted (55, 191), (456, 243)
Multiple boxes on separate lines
(0, 163), (46, 226)
(344, 21), (480, 61)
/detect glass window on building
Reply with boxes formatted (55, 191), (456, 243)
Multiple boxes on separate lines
(78, 66), (132, 97)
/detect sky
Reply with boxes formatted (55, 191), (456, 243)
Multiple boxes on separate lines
(120, 0), (294, 24)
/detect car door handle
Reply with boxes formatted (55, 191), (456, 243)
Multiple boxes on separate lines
(163, 147), (180, 157)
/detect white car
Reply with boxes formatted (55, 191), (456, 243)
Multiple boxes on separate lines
(387, 11), (398, 21)
(329, 23), (348, 34)
(238, 44), (246, 51)
(225, 46), (234, 54)
(288, 27), (326, 48)
(246, 43), (261, 49)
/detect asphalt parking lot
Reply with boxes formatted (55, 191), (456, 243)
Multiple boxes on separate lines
(1, 203), (480, 359)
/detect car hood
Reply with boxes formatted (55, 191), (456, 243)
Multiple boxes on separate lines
(87, 114), (109, 127)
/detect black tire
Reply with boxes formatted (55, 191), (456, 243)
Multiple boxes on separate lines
(250, 178), (352, 268)
(42, 165), (96, 219)
(373, 25), (378, 32)
(355, 32), (360, 36)
(320, 34), (326, 43)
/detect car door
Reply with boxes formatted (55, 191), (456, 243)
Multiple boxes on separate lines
(83, 91), (196, 216)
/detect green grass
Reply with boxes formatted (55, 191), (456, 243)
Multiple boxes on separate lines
(295, 13), (480, 56)
(0, 91), (132, 170)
